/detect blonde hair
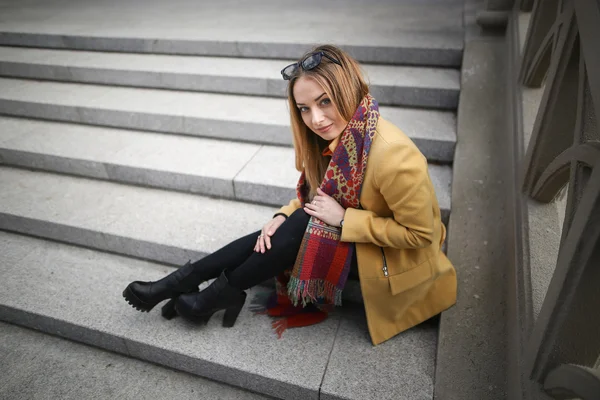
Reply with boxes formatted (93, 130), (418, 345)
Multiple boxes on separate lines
(287, 44), (369, 199)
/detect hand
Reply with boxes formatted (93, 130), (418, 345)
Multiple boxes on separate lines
(304, 188), (346, 227)
(255, 215), (286, 253)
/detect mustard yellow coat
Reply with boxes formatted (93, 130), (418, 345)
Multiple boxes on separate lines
(278, 117), (457, 345)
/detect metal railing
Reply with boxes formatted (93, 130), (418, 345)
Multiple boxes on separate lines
(517, 0), (600, 398)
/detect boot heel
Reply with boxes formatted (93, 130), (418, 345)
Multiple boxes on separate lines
(161, 298), (177, 320)
(222, 295), (246, 328)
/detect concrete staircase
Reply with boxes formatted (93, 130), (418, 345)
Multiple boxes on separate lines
(0, 0), (464, 399)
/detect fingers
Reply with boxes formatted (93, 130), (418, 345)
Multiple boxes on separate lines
(304, 200), (323, 216)
(255, 233), (266, 253)
(304, 202), (317, 211)
(255, 228), (266, 253)
(256, 217), (285, 253)
(303, 204), (318, 217)
(254, 235), (261, 252)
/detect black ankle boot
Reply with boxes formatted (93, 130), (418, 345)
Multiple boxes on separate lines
(175, 270), (246, 327)
(160, 289), (198, 320)
(123, 261), (208, 313)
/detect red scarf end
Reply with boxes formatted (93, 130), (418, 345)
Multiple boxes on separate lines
(271, 312), (328, 339)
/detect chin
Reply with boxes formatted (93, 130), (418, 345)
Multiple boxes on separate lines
(315, 129), (340, 141)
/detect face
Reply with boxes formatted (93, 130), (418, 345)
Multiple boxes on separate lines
(292, 76), (348, 141)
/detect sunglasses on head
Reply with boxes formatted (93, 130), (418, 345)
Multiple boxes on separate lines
(281, 51), (342, 80)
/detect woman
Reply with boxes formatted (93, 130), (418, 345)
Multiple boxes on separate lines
(123, 45), (457, 345)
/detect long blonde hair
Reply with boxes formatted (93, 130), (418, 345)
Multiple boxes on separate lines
(287, 44), (369, 199)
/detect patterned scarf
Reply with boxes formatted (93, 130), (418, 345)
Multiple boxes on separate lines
(251, 94), (380, 337)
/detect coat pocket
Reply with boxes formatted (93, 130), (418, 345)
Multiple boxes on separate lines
(387, 257), (433, 296)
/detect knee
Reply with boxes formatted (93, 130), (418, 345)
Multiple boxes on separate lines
(277, 208), (310, 241)
(288, 208), (310, 224)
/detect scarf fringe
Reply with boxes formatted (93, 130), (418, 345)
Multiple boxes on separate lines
(287, 276), (343, 307)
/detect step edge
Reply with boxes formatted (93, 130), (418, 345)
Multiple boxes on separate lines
(0, 149), (452, 211)
(0, 59), (461, 90)
(0, 98), (458, 149)
(0, 31), (465, 53)
(0, 62), (459, 109)
(0, 304), (318, 400)
(0, 36), (463, 67)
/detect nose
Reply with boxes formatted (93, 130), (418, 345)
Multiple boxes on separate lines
(311, 108), (326, 127)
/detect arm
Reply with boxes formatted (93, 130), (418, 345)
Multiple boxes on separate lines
(257, 198), (301, 253)
(340, 140), (434, 249)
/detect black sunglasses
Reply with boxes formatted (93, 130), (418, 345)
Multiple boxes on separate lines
(281, 51), (342, 80)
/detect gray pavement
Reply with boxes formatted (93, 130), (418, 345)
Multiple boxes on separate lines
(0, 0), (464, 65)
(0, 46), (460, 108)
(0, 166), (275, 264)
(0, 230), (438, 400)
(0, 321), (271, 400)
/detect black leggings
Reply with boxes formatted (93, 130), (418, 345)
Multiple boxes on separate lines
(187, 208), (357, 290)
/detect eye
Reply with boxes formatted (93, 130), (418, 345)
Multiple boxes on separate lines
(320, 98), (331, 106)
(298, 106), (309, 113)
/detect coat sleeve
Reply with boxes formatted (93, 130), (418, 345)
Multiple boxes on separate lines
(277, 198), (302, 217)
(340, 140), (434, 249)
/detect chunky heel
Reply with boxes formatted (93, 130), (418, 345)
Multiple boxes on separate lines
(175, 270), (246, 326)
(223, 294), (246, 328)
(161, 299), (178, 320)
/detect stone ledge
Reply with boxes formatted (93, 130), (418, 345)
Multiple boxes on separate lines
(433, 39), (508, 400)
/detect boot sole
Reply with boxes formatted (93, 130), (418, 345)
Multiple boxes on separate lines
(122, 285), (157, 312)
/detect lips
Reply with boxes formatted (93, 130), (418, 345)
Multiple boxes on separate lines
(317, 124), (333, 133)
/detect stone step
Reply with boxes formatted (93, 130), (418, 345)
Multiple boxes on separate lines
(0, 32), (464, 68)
(0, 0), (464, 67)
(0, 116), (452, 214)
(0, 165), (451, 266)
(0, 116), (296, 208)
(0, 321), (270, 400)
(0, 46), (460, 109)
(0, 78), (457, 162)
(0, 230), (438, 400)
